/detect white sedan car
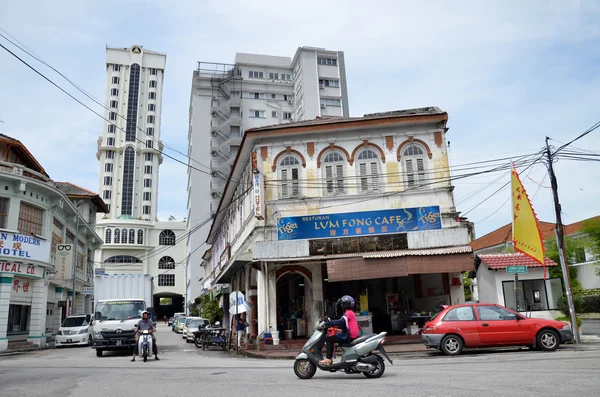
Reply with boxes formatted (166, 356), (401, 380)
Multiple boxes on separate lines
(183, 317), (209, 343)
(55, 315), (92, 347)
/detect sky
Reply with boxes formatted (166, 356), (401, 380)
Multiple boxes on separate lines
(0, 0), (599, 238)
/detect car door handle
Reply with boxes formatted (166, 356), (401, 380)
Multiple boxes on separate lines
(482, 323), (489, 327)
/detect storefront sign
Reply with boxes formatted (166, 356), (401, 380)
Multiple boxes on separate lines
(56, 244), (72, 281)
(253, 173), (265, 220)
(0, 232), (50, 263)
(277, 206), (442, 241)
(0, 262), (44, 278)
(82, 287), (94, 295)
(10, 276), (34, 302)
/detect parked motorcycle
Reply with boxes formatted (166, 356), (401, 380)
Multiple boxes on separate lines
(294, 322), (393, 379)
(138, 330), (153, 362)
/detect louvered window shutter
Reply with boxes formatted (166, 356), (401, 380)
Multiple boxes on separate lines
(325, 165), (334, 194)
(370, 162), (379, 191)
(291, 168), (299, 197)
(281, 168), (289, 198)
(359, 162), (368, 192)
(406, 159), (415, 188)
(336, 164), (345, 193)
(416, 158), (425, 185)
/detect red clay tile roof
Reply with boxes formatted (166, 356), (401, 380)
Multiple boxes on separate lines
(470, 217), (599, 251)
(564, 216), (600, 235)
(470, 221), (556, 251)
(477, 253), (558, 269)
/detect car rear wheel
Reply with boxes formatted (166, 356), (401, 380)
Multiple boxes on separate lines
(537, 329), (559, 351)
(440, 335), (464, 356)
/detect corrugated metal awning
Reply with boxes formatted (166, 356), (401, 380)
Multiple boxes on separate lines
(259, 245), (473, 263)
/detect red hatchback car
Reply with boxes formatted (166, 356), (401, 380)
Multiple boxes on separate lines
(421, 303), (573, 356)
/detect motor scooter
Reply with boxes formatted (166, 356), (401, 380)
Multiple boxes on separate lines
(294, 322), (393, 379)
(138, 330), (154, 362)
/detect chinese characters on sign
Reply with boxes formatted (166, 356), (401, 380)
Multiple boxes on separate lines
(9, 277), (34, 301)
(0, 232), (51, 262)
(253, 173), (265, 220)
(277, 206), (442, 241)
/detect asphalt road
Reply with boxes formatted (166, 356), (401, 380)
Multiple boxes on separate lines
(1, 324), (599, 397)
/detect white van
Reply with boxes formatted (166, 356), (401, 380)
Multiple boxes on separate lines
(55, 314), (92, 347)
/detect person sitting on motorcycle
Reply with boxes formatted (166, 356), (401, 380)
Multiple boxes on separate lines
(319, 295), (360, 366)
(131, 310), (159, 361)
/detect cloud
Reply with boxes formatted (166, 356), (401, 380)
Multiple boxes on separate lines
(1, 0), (599, 236)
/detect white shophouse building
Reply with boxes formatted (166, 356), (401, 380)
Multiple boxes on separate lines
(187, 46), (350, 307)
(0, 134), (106, 351)
(94, 45), (187, 318)
(205, 107), (474, 343)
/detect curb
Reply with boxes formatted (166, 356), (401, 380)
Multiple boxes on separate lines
(0, 343), (54, 357)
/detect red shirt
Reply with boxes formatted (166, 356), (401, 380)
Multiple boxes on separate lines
(344, 310), (360, 339)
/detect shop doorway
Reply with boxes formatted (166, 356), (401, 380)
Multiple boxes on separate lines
(276, 272), (308, 340)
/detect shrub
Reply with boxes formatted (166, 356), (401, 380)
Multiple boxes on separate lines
(555, 316), (582, 328)
(558, 294), (600, 314)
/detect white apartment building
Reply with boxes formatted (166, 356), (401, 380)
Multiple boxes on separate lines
(95, 45), (186, 318)
(186, 47), (350, 305)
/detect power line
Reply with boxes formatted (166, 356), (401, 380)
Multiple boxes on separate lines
(0, 36), (241, 187)
(0, 29), (214, 175)
(553, 119), (600, 155)
(95, 185), (252, 266)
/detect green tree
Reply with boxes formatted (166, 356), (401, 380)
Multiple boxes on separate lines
(193, 295), (223, 324)
(581, 219), (600, 276)
(545, 236), (584, 293)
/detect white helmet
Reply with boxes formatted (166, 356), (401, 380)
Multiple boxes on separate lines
(141, 310), (149, 317)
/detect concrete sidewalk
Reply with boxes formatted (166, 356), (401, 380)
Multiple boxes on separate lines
(237, 338), (600, 360)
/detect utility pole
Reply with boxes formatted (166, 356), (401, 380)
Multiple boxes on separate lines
(545, 137), (580, 343)
(71, 202), (81, 316)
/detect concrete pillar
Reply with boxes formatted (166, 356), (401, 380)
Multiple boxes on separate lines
(0, 275), (14, 351)
(28, 278), (49, 347)
(311, 263), (324, 330)
(267, 268), (277, 338)
(53, 287), (64, 333)
(449, 272), (466, 305)
(256, 265), (265, 337)
(244, 264), (256, 340)
(76, 292), (84, 314)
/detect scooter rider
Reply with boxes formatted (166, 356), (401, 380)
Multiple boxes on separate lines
(131, 310), (159, 361)
(319, 295), (360, 366)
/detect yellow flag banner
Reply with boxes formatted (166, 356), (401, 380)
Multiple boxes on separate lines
(511, 168), (546, 275)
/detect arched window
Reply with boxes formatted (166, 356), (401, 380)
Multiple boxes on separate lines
(356, 148), (381, 193)
(322, 151), (345, 195)
(105, 229), (112, 244)
(104, 255), (142, 264)
(114, 228), (120, 244)
(159, 230), (176, 245)
(137, 229), (144, 245)
(121, 229), (127, 243)
(403, 144), (427, 188)
(129, 229), (135, 244)
(158, 256), (175, 269)
(279, 155), (300, 198)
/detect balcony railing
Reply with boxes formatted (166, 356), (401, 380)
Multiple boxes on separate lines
(0, 160), (54, 185)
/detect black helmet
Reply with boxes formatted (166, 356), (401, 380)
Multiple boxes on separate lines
(336, 295), (355, 311)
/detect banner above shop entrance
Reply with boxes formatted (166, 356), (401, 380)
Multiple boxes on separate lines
(277, 206), (442, 241)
